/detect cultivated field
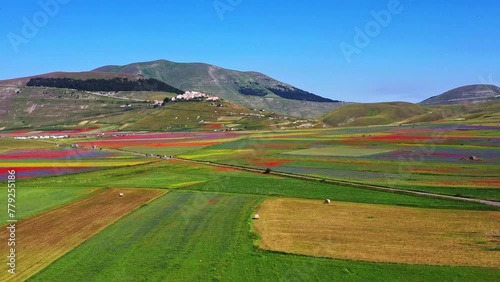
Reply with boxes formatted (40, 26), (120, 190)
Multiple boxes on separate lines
(0, 188), (166, 281)
(254, 198), (500, 267)
(178, 124), (500, 200)
(29, 192), (500, 282)
(0, 187), (97, 222)
(0, 122), (497, 281)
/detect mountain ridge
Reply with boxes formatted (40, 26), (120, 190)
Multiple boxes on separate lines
(420, 84), (500, 105)
(92, 59), (343, 118)
(92, 60), (339, 102)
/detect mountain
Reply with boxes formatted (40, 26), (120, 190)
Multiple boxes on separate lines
(0, 71), (180, 130)
(320, 102), (426, 127)
(321, 101), (500, 127)
(421, 84), (500, 105)
(0, 71), (323, 131)
(93, 59), (343, 117)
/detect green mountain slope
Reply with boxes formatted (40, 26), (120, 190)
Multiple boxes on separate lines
(321, 102), (426, 126)
(101, 100), (323, 131)
(321, 101), (500, 127)
(93, 59), (343, 117)
(421, 84), (500, 105)
(0, 78), (321, 131)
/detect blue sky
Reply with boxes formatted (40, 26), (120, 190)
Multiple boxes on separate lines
(1, 0), (499, 102)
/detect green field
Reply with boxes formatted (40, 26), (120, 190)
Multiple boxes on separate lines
(0, 122), (498, 281)
(174, 125), (500, 201)
(30, 191), (500, 282)
(0, 186), (96, 222)
(20, 161), (497, 211)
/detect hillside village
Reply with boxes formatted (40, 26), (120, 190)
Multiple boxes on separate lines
(170, 91), (220, 102)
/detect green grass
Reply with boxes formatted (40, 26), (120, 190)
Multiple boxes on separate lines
(0, 186), (96, 222)
(183, 173), (498, 210)
(30, 191), (500, 282)
(392, 185), (500, 202)
(17, 162), (198, 189)
(0, 138), (55, 150)
(104, 171), (210, 189)
(20, 160), (497, 210)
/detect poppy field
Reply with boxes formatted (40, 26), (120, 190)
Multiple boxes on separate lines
(177, 124), (500, 200)
(0, 122), (498, 281)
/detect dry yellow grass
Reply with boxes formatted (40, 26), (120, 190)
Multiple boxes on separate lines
(0, 188), (167, 281)
(254, 198), (500, 267)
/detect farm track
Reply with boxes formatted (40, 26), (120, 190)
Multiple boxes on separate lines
(171, 157), (500, 207)
(0, 188), (167, 282)
(46, 142), (500, 207)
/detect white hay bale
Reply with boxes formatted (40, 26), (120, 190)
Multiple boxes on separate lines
(324, 199), (331, 204)
(252, 214), (260, 220)
(119, 193), (125, 198)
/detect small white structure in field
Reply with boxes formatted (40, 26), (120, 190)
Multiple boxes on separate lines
(119, 193), (125, 198)
(324, 199), (331, 204)
(252, 214), (260, 220)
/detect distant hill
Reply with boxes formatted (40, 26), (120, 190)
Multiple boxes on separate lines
(0, 76), (321, 131)
(421, 84), (500, 105)
(321, 100), (500, 127)
(320, 102), (426, 126)
(93, 59), (343, 117)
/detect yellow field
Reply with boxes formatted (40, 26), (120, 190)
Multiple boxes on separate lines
(254, 198), (500, 267)
(217, 116), (243, 121)
(0, 188), (167, 281)
(180, 149), (253, 159)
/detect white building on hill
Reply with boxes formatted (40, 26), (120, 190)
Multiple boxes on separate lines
(171, 91), (220, 102)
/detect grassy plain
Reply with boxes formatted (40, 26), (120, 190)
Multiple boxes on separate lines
(30, 192), (500, 282)
(177, 125), (500, 199)
(0, 122), (497, 281)
(0, 188), (166, 281)
(0, 186), (96, 222)
(21, 160), (497, 210)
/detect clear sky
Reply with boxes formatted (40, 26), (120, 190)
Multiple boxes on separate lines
(1, 0), (499, 102)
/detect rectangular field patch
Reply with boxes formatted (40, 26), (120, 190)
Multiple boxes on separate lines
(254, 198), (500, 267)
(284, 146), (393, 157)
